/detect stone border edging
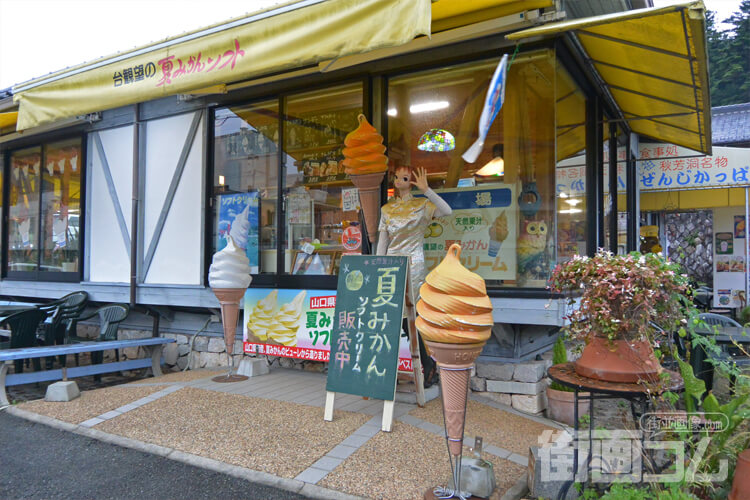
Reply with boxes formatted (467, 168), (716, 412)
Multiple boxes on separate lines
(2, 405), (366, 500)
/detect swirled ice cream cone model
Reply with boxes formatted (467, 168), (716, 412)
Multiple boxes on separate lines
(416, 244), (493, 344)
(208, 237), (252, 356)
(416, 243), (493, 457)
(342, 114), (388, 176)
(342, 114), (388, 242)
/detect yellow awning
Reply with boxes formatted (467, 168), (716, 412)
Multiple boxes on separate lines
(431, 0), (554, 32)
(12, 0), (430, 131)
(0, 112), (18, 129)
(508, 1), (711, 155)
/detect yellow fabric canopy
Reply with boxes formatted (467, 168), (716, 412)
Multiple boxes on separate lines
(0, 112), (18, 129)
(13, 0), (430, 131)
(508, 1), (711, 155)
(431, 0), (554, 32)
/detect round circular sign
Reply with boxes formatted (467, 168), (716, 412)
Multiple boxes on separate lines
(342, 225), (362, 251)
(345, 270), (364, 291)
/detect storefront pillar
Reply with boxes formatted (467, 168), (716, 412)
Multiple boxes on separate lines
(585, 96), (604, 255)
(608, 121), (618, 254)
(625, 133), (639, 252)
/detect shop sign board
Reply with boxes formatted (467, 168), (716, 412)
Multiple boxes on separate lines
(243, 287), (412, 371)
(425, 185), (517, 280)
(556, 144), (750, 195)
(216, 192), (259, 273)
(326, 255), (408, 401)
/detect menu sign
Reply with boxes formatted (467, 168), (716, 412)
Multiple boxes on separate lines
(326, 255), (408, 401)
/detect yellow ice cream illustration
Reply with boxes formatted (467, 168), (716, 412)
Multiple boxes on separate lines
(416, 244), (493, 344)
(247, 289), (277, 341)
(488, 210), (508, 258)
(268, 290), (306, 346)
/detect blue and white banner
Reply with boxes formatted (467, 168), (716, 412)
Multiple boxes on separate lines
(462, 54), (508, 163)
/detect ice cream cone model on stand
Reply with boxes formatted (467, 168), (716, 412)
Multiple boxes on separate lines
(208, 236), (252, 382)
(342, 114), (388, 242)
(416, 243), (494, 499)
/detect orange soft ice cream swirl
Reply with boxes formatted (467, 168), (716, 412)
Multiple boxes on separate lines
(416, 243), (493, 344)
(342, 114), (388, 175)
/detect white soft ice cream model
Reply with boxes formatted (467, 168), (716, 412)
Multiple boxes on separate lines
(208, 236), (252, 381)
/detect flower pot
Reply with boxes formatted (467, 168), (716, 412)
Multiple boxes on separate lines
(546, 386), (589, 427)
(730, 448), (750, 500)
(574, 336), (662, 383)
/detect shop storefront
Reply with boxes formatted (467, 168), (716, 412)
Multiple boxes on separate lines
(0, 0), (712, 362)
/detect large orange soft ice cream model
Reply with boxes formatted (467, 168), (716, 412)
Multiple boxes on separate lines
(416, 243), (493, 498)
(342, 114), (388, 243)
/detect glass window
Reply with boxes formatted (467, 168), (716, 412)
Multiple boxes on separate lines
(282, 83), (363, 275)
(8, 139), (82, 276)
(388, 51), (557, 287)
(555, 62), (587, 264)
(9, 147), (41, 272)
(213, 101), (279, 274)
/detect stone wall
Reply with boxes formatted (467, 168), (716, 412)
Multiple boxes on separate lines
(665, 211), (713, 286)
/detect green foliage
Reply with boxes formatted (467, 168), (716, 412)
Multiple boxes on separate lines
(707, 3), (750, 106)
(579, 484), (699, 499)
(549, 335), (573, 392)
(550, 251), (691, 343)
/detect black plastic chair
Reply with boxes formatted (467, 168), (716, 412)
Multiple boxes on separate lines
(38, 291), (89, 368)
(67, 304), (130, 366)
(0, 308), (46, 374)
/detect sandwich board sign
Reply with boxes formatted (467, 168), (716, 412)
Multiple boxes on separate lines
(324, 254), (409, 431)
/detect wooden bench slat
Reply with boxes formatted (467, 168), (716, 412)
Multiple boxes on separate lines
(5, 358), (155, 386)
(0, 338), (174, 361)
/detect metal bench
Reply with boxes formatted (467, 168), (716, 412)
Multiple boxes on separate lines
(0, 337), (175, 406)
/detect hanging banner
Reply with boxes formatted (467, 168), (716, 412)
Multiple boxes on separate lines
(216, 192), (260, 273)
(13, 0), (431, 130)
(462, 54), (508, 163)
(243, 288), (413, 371)
(556, 145), (750, 195)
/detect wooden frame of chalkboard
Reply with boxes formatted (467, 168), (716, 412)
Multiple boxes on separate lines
(324, 254), (424, 431)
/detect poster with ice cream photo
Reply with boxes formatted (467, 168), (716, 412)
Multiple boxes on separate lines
(216, 192), (260, 273)
(421, 185), (517, 280)
(243, 288), (412, 370)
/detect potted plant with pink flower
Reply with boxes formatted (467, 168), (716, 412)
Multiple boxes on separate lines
(549, 250), (690, 383)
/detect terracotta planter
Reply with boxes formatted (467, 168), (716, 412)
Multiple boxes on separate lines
(546, 386), (589, 427)
(574, 336), (662, 383)
(730, 448), (750, 500)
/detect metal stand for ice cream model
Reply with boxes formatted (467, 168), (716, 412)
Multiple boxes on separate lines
(212, 289), (249, 383)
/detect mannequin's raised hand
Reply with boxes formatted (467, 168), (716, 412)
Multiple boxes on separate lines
(410, 167), (430, 193)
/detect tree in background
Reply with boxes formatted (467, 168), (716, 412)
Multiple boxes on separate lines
(707, 1), (750, 106)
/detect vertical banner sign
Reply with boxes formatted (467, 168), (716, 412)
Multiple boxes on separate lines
(216, 192), (259, 273)
(462, 53), (508, 163)
(326, 255), (408, 401)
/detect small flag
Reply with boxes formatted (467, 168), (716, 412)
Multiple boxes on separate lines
(462, 54), (508, 163)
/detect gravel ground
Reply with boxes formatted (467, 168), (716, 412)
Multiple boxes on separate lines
(409, 399), (554, 455)
(17, 385), (166, 424)
(319, 420), (525, 499)
(97, 387), (369, 478)
(127, 368), (225, 384)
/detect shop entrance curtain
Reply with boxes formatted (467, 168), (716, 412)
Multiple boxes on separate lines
(507, 1), (711, 155)
(12, 0), (431, 131)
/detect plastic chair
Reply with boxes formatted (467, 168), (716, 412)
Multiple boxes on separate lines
(694, 313), (746, 393)
(698, 313), (742, 328)
(38, 291), (89, 368)
(67, 304), (130, 366)
(0, 308), (46, 374)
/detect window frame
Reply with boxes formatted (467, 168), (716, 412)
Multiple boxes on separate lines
(2, 134), (86, 283)
(207, 76), (370, 290)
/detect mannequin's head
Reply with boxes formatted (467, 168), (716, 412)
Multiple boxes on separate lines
(392, 165), (414, 194)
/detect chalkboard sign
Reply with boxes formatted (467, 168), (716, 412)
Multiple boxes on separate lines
(325, 255), (408, 401)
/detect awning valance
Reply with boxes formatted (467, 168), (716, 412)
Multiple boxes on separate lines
(0, 112), (17, 130)
(12, 0), (431, 131)
(507, 1), (711, 155)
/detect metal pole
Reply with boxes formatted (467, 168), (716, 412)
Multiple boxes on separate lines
(608, 122), (618, 253)
(130, 104), (140, 307)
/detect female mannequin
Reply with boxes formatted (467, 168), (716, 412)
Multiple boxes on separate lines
(376, 165), (452, 386)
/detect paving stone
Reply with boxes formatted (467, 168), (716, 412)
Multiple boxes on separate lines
(207, 337), (226, 353)
(470, 376), (486, 392)
(512, 362), (546, 383)
(486, 380), (545, 395)
(310, 456), (343, 472)
(326, 444), (358, 460)
(476, 361), (515, 381)
(163, 343), (179, 365)
(512, 393), (547, 414)
(294, 467), (329, 484)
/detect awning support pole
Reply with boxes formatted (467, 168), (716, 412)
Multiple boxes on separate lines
(608, 122), (618, 254)
(130, 105), (140, 307)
